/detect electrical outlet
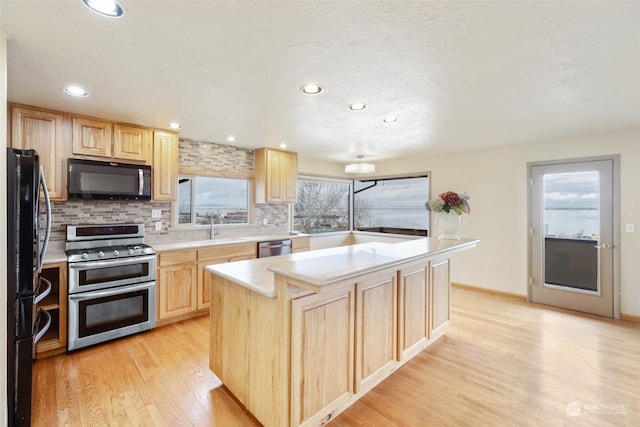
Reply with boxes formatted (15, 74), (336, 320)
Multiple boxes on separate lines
(155, 221), (162, 231)
(263, 218), (268, 226)
(625, 223), (635, 233)
(151, 209), (162, 219)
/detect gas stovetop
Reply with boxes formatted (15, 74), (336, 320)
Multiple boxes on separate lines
(66, 244), (156, 262)
(65, 224), (156, 262)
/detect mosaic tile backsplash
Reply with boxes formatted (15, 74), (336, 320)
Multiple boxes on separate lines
(44, 138), (290, 248)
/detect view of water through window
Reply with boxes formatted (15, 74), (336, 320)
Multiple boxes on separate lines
(543, 171), (599, 240)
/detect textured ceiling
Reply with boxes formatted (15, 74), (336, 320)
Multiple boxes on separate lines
(2, 1), (639, 165)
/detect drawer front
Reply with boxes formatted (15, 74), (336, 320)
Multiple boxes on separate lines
(198, 243), (256, 261)
(159, 250), (197, 266)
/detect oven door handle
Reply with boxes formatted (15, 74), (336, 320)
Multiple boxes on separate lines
(69, 282), (155, 300)
(68, 254), (157, 270)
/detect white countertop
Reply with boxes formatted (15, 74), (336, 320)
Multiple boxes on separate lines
(206, 238), (479, 298)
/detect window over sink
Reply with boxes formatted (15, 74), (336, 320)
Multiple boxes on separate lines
(177, 175), (250, 226)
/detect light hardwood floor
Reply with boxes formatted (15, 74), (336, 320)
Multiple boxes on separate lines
(32, 287), (640, 426)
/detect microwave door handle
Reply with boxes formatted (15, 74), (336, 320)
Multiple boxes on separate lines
(138, 168), (144, 196)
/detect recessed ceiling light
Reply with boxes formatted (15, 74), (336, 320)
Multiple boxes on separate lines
(348, 103), (367, 111)
(81, 0), (125, 18)
(301, 84), (322, 95)
(62, 86), (89, 97)
(279, 143), (288, 149)
(383, 116), (398, 123)
(227, 136), (237, 142)
(168, 122), (182, 129)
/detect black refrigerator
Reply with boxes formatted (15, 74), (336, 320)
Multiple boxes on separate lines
(6, 148), (52, 426)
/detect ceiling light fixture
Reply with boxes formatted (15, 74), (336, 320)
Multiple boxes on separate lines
(227, 136), (237, 142)
(301, 84), (322, 95)
(279, 143), (288, 149)
(168, 122), (182, 129)
(62, 85), (89, 97)
(348, 103), (367, 111)
(345, 155), (375, 174)
(383, 116), (398, 123)
(81, 0), (125, 18)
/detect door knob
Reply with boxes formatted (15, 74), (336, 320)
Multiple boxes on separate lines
(594, 243), (613, 249)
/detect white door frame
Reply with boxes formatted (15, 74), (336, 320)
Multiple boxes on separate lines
(526, 155), (621, 319)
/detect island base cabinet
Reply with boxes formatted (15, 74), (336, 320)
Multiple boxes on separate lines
(354, 271), (397, 393)
(291, 285), (355, 427)
(398, 261), (429, 361)
(430, 257), (451, 337)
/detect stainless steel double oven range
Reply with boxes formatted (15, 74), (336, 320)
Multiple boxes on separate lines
(66, 224), (156, 351)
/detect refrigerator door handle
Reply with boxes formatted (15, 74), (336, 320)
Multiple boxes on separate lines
(37, 166), (52, 274)
(34, 276), (52, 306)
(33, 308), (52, 345)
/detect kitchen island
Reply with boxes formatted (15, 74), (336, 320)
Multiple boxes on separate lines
(205, 237), (479, 427)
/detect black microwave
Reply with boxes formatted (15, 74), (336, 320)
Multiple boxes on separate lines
(68, 158), (152, 200)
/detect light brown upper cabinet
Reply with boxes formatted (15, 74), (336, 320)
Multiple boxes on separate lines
(10, 105), (68, 200)
(72, 117), (151, 164)
(113, 124), (151, 163)
(254, 148), (298, 203)
(152, 130), (179, 201)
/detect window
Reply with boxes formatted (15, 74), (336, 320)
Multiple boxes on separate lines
(178, 175), (250, 225)
(294, 178), (351, 234)
(353, 175), (429, 236)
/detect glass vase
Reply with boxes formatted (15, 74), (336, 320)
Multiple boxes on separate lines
(436, 211), (462, 240)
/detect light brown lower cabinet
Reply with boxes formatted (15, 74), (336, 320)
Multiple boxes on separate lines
(209, 256), (452, 427)
(158, 243), (257, 325)
(157, 250), (198, 322)
(197, 243), (256, 310)
(397, 260), (429, 361)
(354, 271), (397, 392)
(430, 256), (451, 337)
(291, 284), (355, 426)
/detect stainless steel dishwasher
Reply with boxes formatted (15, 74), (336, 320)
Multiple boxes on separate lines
(258, 239), (292, 258)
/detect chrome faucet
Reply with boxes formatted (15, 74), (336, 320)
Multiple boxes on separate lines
(210, 214), (223, 239)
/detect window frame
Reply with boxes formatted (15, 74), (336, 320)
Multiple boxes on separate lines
(352, 173), (431, 236)
(293, 175), (353, 235)
(294, 172), (431, 236)
(174, 172), (254, 228)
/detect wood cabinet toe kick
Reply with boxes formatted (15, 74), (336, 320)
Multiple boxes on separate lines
(206, 238), (478, 427)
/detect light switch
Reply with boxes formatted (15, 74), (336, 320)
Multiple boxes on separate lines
(263, 218), (268, 225)
(152, 209), (162, 219)
(625, 223), (635, 233)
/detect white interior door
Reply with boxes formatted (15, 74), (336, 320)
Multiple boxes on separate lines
(529, 159), (616, 317)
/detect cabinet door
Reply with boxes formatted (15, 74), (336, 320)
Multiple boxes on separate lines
(430, 257), (451, 337)
(355, 272), (397, 392)
(72, 117), (112, 158)
(10, 107), (66, 200)
(158, 263), (197, 320)
(291, 285), (355, 426)
(255, 148), (298, 204)
(291, 237), (310, 253)
(113, 124), (150, 163)
(152, 130), (179, 201)
(197, 257), (227, 310)
(266, 149), (284, 201)
(282, 151), (298, 202)
(398, 261), (429, 361)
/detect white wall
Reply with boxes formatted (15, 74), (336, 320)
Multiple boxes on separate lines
(1, 25), (9, 426)
(302, 129), (640, 317)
